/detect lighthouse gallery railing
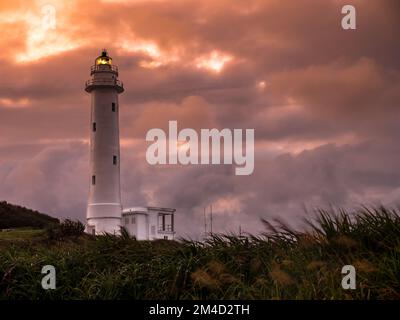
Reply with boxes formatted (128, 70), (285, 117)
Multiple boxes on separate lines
(85, 79), (124, 89)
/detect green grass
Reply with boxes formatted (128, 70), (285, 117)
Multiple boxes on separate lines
(0, 207), (399, 300)
(0, 228), (45, 240)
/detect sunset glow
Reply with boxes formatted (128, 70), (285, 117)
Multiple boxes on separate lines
(195, 51), (233, 73)
(0, 98), (31, 108)
(257, 81), (267, 90)
(119, 39), (181, 69)
(5, 2), (80, 63)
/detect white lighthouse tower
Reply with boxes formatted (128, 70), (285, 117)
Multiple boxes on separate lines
(85, 49), (124, 235)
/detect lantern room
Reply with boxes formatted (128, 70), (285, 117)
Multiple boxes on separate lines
(95, 49), (113, 66)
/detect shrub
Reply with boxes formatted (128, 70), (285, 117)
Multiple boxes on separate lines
(46, 219), (84, 240)
(59, 219), (85, 237)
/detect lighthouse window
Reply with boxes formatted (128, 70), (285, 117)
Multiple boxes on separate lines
(112, 103), (116, 112)
(92, 122), (96, 132)
(92, 175), (96, 185)
(113, 155), (117, 165)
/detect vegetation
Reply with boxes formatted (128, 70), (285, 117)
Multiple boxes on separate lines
(46, 219), (85, 240)
(0, 207), (399, 299)
(0, 228), (45, 241)
(0, 201), (59, 229)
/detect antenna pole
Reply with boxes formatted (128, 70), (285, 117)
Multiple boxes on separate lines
(204, 207), (207, 238)
(210, 205), (213, 236)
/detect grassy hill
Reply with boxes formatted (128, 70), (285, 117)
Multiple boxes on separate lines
(0, 201), (59, 229)
(0, 206), (399, 299)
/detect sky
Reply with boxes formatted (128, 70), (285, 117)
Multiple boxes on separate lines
(0, 0), (399, 238)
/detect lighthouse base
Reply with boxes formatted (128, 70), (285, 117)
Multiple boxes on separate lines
(86, 203), (122, 235)
(86, 217), (122, 235)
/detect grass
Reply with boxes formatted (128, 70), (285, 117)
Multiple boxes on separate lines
(0, 228), (45, 240)
(0, 206), (399, 300)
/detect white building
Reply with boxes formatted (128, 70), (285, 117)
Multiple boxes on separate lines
(84, 50), (176, 238)
(122, 207), (176, 240)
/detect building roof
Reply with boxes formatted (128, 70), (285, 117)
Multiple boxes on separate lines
(148, 206), (176, 213)
(122, 206), (176, 215)
(122, 207), (147, 213)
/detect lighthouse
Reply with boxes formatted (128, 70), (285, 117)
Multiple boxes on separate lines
(85, 49), (124, 235)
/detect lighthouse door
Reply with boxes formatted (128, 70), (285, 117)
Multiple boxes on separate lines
(87, 225), (96, 236)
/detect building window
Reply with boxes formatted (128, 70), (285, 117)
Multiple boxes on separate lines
(151, 226), (156, 235)
(92, 122), (96, 132)
(164, 236), (168, 240)
(112, 103), (116, 112)
(113, 155), (117, 165)
(125, 217), (129, 225)
(92, 175), (96, 185)
(132, 217), (135, 224)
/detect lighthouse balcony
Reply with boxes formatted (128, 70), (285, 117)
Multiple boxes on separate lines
(85, 79), (124, 93)
(90, 64), (119, 76)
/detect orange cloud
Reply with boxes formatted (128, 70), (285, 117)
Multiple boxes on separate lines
(195, 50), (233, 73)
